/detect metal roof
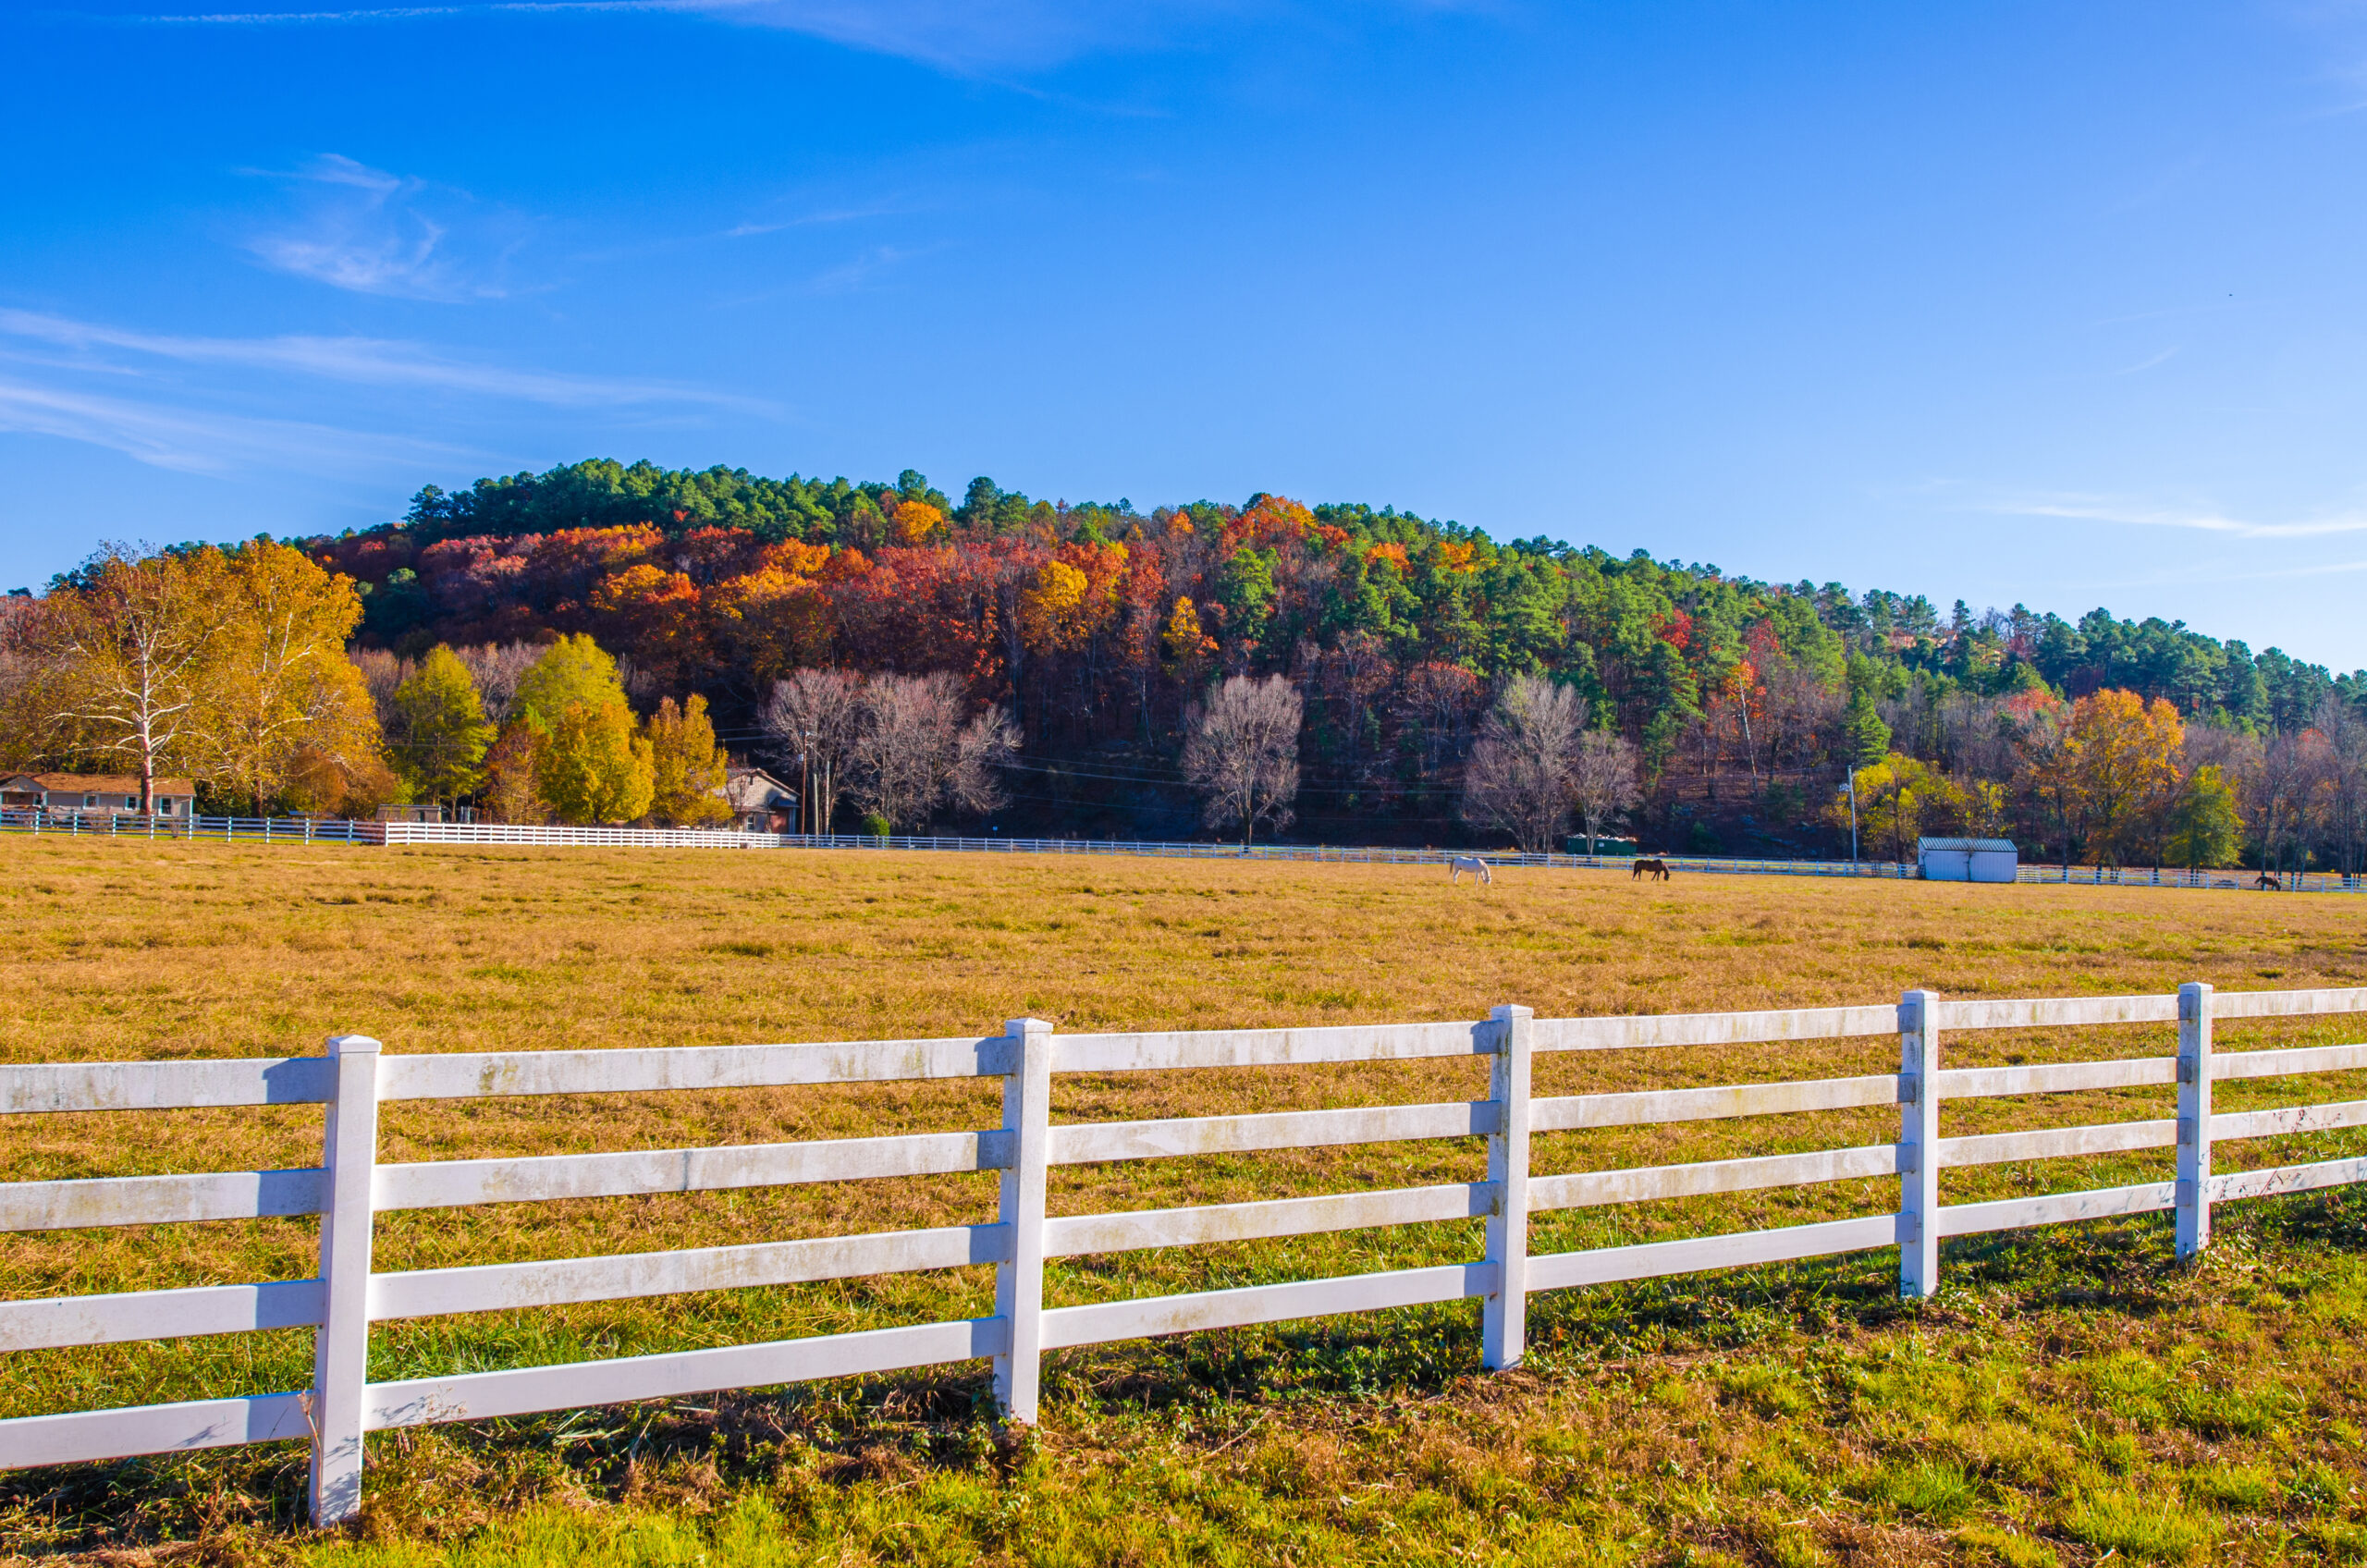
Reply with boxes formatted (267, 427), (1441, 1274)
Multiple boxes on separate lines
(0, 772), (196, 795)
(1917, 837), (2017, 853)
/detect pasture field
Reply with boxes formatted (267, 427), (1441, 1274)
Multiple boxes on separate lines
(5, 839), (2367, 1566)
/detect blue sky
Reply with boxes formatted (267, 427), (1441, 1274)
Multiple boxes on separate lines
(9, 2), (2367, 668)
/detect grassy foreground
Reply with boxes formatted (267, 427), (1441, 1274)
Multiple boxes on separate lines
(4, 839), (2367, 1564)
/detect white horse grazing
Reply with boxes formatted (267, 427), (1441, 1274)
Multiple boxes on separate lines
(1448, 855), (1492, 885)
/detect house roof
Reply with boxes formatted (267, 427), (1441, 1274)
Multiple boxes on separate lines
(1, 773), (196, 795)
(717, 767), (796, 811)
(1918, 837), (2017, 853)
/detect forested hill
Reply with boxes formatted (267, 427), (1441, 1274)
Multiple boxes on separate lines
(324, 458), (2360, 746)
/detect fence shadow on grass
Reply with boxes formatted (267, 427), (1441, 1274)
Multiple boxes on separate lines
(18, 1200), (2361, 1560)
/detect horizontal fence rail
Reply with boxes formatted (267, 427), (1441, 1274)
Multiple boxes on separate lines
(0, 809), (379, 845)
(6, 806), (2361, 891)
(5, 986), (2367, 1525)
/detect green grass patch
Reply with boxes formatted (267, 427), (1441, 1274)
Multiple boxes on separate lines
(2062, 1488), (2217, 1562)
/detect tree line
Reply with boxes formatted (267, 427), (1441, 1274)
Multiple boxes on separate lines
(5, 457), (2364, 868)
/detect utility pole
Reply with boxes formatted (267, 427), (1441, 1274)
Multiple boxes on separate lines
(1847, 766), (1859, 865)
(799, 732), (813, 836)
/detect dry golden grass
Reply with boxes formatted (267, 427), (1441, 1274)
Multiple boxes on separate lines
(6, 838), (2367, 1563)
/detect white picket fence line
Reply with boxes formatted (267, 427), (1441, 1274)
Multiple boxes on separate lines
(5, 985), (2367, 1525)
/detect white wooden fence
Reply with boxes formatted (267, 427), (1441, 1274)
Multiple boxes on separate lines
(14, 809), (2361, 891)
(5, 985), (2366, 1525)
(0, 809), (379, 845)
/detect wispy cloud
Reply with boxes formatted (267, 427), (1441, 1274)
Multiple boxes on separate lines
(0, 376), (462, 475)
(95, 0), (1252, 72)
(94, 0), (1500, 75)
(722, 196), (921, 239)
(2093, 555), (2367, 593)
(96, 2), (672, 25)
(806, 242), (932, 292)
(2112, 347), (2180, 374)
(0, 307), (769, 410)
(239, 153), (522, 300)
(682, 0), (1245, 72)
(1988, 492), (2367, 540)
(0, 306), (774, 474)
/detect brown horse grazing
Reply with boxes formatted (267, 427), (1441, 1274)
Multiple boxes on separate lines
(2256, 872), (2283, 890)
(1631, 858), (1672, 881)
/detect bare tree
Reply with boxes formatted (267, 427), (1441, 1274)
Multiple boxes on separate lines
(27, 545), (234, 813)
(2317, 694), (2367, 876)
(848, 672), (1016, 830)
(1460, 676), (1589, 852)
(1571, 729), (1642, 855)
(1756, 655), (1842, 773)
(1932, 691), (2021, 783)
(2244, 727), (2331, 878)
(611, 654), (662, 710)
(947, 708), (1020, 816)
(450, 643), (543, 729)
(764, 668), (863, 833)
(1182, 674), (1302, 848)
(350, 647), (411, 738)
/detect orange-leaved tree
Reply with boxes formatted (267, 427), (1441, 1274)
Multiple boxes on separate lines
(586, 563), (704, 691)
(2062, 689), (2184, 865)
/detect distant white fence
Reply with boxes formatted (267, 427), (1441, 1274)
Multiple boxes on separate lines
(0, 809), (379, 845)
(373, 820), (1916, 869)
(8, 808), (2359, 889)
(5, 986), (2366, 1523)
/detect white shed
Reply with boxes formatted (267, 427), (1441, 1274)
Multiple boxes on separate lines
(1918, 837), (2017, 883)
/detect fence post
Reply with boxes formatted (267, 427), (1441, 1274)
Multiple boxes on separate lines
(309, 1033), (383, 1525)
(1897, 989), (1942, 1299)
(2177, 981), (2214, 1259)
(1483, 1004), (1533, 1369)
(995, 1017), (1054, 1424)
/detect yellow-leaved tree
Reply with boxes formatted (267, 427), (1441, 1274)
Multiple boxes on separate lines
(1831, 753), (1941, 865)
(2165, 763), (2244, 870)
(204, 542), (384, 816)
(534, 701), (655, 825)
(645, 693), (732, 827)
(510, 634), (654, 825)
(391, 645), (495, 807)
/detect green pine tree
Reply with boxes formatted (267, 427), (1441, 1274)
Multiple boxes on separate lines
(1842, 655), (1893, 766)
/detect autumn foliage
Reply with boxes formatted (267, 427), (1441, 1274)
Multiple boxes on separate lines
(11, 456), (2367, 859)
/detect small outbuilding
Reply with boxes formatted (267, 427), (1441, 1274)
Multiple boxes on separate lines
(1918, 837), (2018, 883)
